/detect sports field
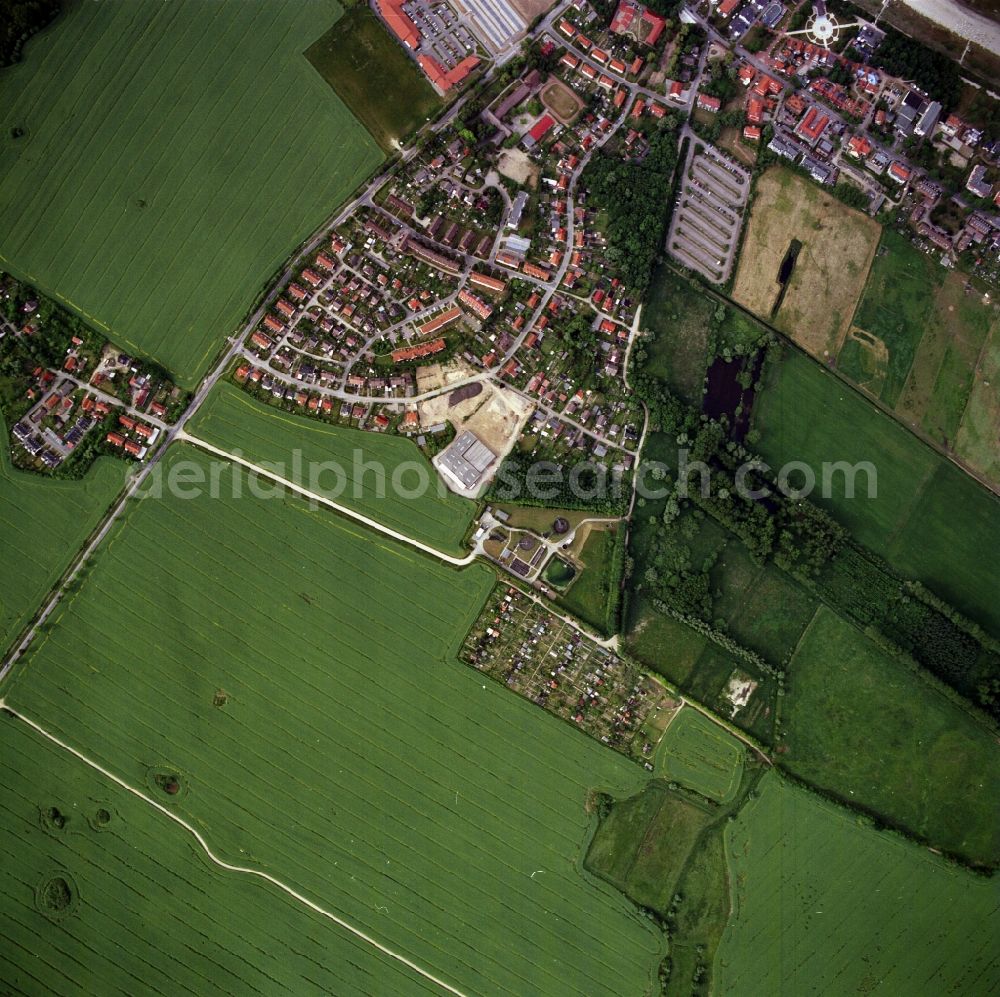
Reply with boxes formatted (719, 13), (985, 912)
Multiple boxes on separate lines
(0, 716), (440, 996)
(716, 773), (1000, 995)
(782, 607), (1000, 865)
(0, 432), (123, 656)
(656, 708), (744, 803)
(733, 168), (880, 357)
(0, 0), (381, 385)
(841, 229), (1000, 488)
(4, 446), (663, 996)
(754, 349), (1000, 637)
(187, 382), (476, 554)
(306, 7), (440, 152)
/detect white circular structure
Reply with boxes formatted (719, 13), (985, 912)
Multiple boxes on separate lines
(805, 11), (839, 45)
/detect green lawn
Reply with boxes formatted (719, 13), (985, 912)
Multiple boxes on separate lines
(0, 715), (440, 996)
(847, 228), (940, 406)
(187, 382), (476, 554)
(0, 425), (123, 656)
(585, 782), (716, 914)
(0, 0), (381, 385)
(782, 607), (1000, 866)
(754, 349), (1000, 637)
(3, 445), (663, 996)
(710, 540), (818, 664)
(306, 6), (440, 153)
(557, 526), (622, 635)
(656, 708), (745, 803)
(640, 267), (714, 403)
(716, 773), (1000, 995)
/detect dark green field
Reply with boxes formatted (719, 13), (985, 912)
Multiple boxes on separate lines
(0, 423), (123, 656)
(187, 382), (476, 554)
(754, 349), (1000, 637)
(717, 773), (1000, 994)
(0, 0), (381, 385)
(557, 526), (622, 635)
(0, 715), (441, 995)
(4, 445), (663, 996)
(306, 7), (440, 152)
(783, 607), (1000, 865)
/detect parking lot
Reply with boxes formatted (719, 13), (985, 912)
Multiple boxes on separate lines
(405, 0), (478, 64)
(668, 141), (751, 284)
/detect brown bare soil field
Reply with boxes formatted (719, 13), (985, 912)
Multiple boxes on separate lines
(733, 168), (880, 357)
(510, 0), (559, 21)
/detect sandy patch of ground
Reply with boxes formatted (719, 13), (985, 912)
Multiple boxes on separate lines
(733, 167), (881, 358)
(497, 148), (540, 187)
(420, 377), (534, 458)
(415, 357), (478, 395)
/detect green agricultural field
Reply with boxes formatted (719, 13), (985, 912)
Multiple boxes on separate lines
(716, 773), (1000, 995)
(955, 321), (1000, 486)
(709, 539), (818, 664)
(0, 716), (441, 996)
(585, 781), (716, 913)
(845, 228), (940, 406)
(656, 708), (745, 803)
(0, 432), (123, 655)
(557, 525), (623, 635)
(842, 229), (998, 466)
(782, 607), (1000, 865)
(4, 446), (664, 996)
(187, 382), (476, 554)
(641, 266), (714, 403)
(0, 0), (381, 386)
(754, 349), (1000, 637)
(306, 7), (440, 153)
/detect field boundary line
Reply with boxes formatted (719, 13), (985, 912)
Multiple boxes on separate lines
(177, 432), (477, 567)
(2, 701), (469, 997)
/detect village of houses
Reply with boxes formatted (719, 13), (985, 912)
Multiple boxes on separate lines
(9, 0), (1000, 493)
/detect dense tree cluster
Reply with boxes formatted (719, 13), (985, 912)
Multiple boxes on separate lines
(870, 28), (962, 111)
(0, 0), (59, 67)
(580, 127), (680, 296)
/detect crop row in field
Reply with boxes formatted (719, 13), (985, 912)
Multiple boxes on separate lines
(716, 773), (1000, 995)
(0, 428), (123, 656)
(753, 348), (1000, 638)
(656, 708), (744, 804)
(187, 382), (476, 553)
(0, 715), (440, 996)
(781, 607), (1000, 866)
(4, 445), (663, 996)
(0, 0), (381, 385)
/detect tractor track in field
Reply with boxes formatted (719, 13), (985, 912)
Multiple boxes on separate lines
(2, 700), (469, 997)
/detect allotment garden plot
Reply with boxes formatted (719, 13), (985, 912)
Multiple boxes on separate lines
(188, 382), (475, 554)
(4, 446), (663, 997)
(0, 0), (381, 385)
(0, 717), (440, 996)
(716, 774), (1000, 995)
